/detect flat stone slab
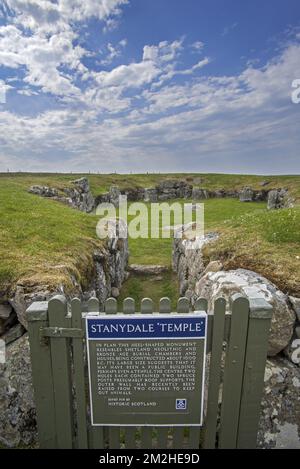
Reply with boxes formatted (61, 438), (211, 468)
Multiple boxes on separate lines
(128, 264), (169, 275)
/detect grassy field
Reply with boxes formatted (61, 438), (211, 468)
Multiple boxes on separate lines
(203, 204), (300, 297)
(125, 198), (266, 266)
(0, 172), (299, 304)
(0, 177), (102, 298)
(1, 172), (300, 200)
(118, 198), (268, 307)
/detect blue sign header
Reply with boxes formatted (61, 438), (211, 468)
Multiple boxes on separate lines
(86, 315), (206, 340)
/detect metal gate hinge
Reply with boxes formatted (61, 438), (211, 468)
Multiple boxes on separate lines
(41, 327), (84, 338)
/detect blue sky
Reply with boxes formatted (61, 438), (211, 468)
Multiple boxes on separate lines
(0, 0), (299, 173)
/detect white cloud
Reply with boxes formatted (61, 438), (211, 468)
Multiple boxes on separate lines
(0, 1), (129, 98)
(0, 2), (299, 173)
(0, 24), (85, 97)
(191, 41), (204, 51)
(5, 0), (128, 33)
(99, 39), (127, 65)
(222, 22), (238, 37)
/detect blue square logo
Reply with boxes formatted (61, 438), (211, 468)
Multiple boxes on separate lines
(176, 399), (187, 410)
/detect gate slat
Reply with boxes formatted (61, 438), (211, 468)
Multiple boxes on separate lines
(48, 296), (74, 448)
(26, 302), (56, 448)
(140, 299), (154, 448)
(173, 428), (185, 449)
(125, 428), (136, 449)
(105, 298), (118, 314)
(177, 297), (189, 314)
(159, 297), (171, 314)
(141, 298), (154, 314)
(188, 428), (200, 449)
(105, 298), (120, 448)
(109, 428), (121, 449)
(157, 298), (171, 449)
(123, 297), (135, 314)
(218, 295), (249, 449)
(203, 297), (226, 448)
(89, 426), (105, 449)
(141, 428), (153, 449)
(237, 299), (273, 448)
(194, 297), (208, 312)
(157, 427), (169, 449)
(87, 298), (105, 449)
(71, 298), (88, 449)
(123, 298), (137, 449)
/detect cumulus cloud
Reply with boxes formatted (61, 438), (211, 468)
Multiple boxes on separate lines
(191, 41), (205, 52)
(99, 39), (127, 66)
(4, 0), (128, 32)
(0, 1), (299, 173)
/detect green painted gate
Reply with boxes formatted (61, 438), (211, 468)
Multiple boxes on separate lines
(26, 294), (272, 449)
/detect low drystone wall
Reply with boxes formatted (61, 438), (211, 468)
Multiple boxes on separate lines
(0, 223), (128, 448)
(29, 177), (95, 213)
(172, 224), (300, 448)
(95, 181), (293, 211)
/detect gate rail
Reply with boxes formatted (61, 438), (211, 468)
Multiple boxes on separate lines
(26, 295), (272, 449)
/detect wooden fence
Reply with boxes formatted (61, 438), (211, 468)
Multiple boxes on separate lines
(26, 294), (272, 449)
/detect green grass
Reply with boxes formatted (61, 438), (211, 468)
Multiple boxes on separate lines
(204, 205), (300, 296)
(1, 172), (300, 200)
(0, 172), (299, 303)
(118, 271), (179, 311)
(123, 198), (267, 266)
(0, 178), (102, 297)
(118, 198), (267, 304)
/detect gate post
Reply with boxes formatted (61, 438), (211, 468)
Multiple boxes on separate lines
(27, 301), (56, 448)
(237, 298), (273, 448)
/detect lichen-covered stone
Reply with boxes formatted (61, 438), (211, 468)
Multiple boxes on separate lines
(0, 334), (37, 448)
(172, 230), (219, 298)
(257, 357), (300, 448)
(195, 269), (295, 356)
(267, 189), (294, 210)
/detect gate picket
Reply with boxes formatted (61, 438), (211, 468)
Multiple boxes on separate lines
(87, 297), (105, 449)
(218, 295), (250, 448)
(203, 297), (226, 448)
(27, 302), (56, 448)
(71, 298), (88, 449)
(173, 428), (185, 449)
(48, 296), (74, 449)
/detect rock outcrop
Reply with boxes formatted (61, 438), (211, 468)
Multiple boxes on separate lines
(239, 186), (255, 202)
(257, 356), (300, 448)
(0, 222), (129, 448)
(267, 189), (294, 210)
(63, 177), (95, 212)
(95, 181), (275, 207)
(8, 231), (128, 330)
(29, 177), (95, 213)
(192, 188), (209, 200)
(128, 264), (168, 275)
(172, 230), (219, 298)
(0, 334), (37, 448)
(239, 186), (269, 202)
(195, 269), (295, 356)
(29, 186), (58, 198)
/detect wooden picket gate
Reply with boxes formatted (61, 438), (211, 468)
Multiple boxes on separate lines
(26, 294), (272, 449)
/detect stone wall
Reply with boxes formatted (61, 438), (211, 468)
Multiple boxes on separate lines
(29, 177), (95, 213)
(0, 224), (128, 448)
(172, 225), (299, 357)
(172, 224), (300, 447)
(29, 178), (293, 212)
(4, 227), (128, 332)
(95, 181), (295, 210)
